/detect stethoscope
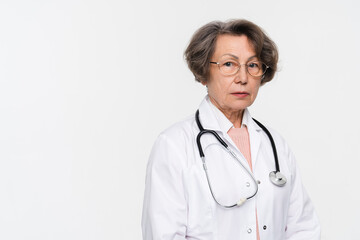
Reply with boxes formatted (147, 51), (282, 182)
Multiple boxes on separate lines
(195, 110), (287, 208)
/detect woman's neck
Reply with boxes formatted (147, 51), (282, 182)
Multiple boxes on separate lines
(209, 96), (244, 128)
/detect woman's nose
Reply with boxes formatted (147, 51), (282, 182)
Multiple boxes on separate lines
(234, 65), (248, 84)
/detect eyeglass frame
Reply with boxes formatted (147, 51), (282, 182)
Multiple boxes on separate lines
(209, 59), (269, 77)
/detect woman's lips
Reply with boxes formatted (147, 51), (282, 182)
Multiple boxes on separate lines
(231, 92), (249, 98)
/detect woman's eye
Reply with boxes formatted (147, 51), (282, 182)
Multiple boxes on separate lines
(248, 62), (259, 68)
(222, 61), (237, 68)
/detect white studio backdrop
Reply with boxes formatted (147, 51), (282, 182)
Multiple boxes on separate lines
(0, 0), (359, 239)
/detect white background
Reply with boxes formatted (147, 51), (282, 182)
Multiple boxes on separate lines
(0, 0), (359, 239)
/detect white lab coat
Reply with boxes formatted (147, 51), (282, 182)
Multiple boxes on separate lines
(142, 96), (320, 240)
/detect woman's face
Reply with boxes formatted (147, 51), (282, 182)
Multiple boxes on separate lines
(206, 34), (262, 116)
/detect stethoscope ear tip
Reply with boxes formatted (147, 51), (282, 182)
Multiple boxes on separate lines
(269, 171), (287, 186)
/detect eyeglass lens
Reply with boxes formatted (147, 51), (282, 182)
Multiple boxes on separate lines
(217, 57), (266, 77)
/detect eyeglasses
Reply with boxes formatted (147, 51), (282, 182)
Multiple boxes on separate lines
(210, 57), (269, 77)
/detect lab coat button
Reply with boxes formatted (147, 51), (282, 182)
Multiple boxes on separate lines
(263, 225), (267, 230)
(257, 180), (261, 184)
(246, 182), (250, 187)
(247, 228), (252, 233)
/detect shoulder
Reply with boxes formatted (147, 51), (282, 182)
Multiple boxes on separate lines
(148, 114), (197, 167)
(266, 126), (290, 151)
(157, 114), (197, 144)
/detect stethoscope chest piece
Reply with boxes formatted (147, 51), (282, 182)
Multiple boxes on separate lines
(269, 171), (287, 187)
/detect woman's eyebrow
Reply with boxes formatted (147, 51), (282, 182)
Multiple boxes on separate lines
(247, 55), (258, 61)
(222, 53), (239, 59)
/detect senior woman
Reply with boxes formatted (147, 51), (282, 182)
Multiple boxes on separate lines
(142, 19), (320, 240)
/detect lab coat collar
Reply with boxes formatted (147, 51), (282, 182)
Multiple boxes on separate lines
(198, 95), (262, 134)
(206, 96), (233, 133)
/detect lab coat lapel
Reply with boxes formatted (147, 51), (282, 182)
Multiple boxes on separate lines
(248, 126), (261, 170)
(197, 97), (222, 132)
(243, 110), (262, 170)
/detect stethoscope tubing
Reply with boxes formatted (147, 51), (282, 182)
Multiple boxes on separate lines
(195, 109), (286, 208)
